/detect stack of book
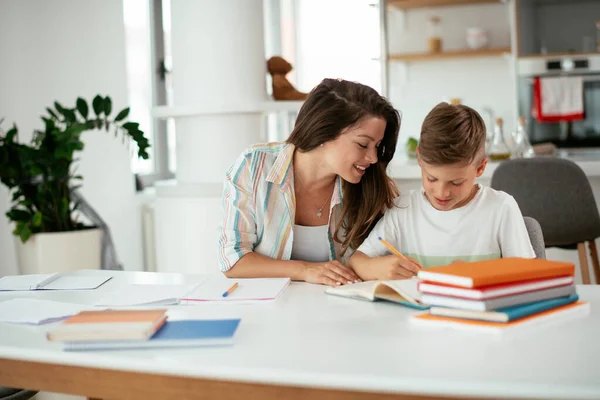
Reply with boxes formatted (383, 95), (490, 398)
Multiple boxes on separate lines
(46, 309), (241, 351)
(412, 258), (590, 331)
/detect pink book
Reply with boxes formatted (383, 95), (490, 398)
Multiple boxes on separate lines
(418, 276), (574, 300)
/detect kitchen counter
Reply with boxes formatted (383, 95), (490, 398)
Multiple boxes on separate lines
(388, 149), (600, 180)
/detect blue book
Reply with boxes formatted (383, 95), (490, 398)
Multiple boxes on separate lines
(63, 319), (241, 351)
(429, 294), (579, 322)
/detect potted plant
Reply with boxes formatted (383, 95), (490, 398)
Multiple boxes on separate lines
(0, 95), (150, 274)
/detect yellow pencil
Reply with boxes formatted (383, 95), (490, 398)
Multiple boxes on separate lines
(378, 236), (407, 260)
(222, 282), (239, 297)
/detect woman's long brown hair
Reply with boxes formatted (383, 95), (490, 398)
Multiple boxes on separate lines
(287, 79), (400, 256)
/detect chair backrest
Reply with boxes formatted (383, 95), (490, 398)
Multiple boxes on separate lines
(0, 387), (37, 400)
(523, 216), (546, 259)
(490, 158), (600, 247)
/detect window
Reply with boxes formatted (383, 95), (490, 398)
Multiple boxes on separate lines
(123, 0), (175, 187)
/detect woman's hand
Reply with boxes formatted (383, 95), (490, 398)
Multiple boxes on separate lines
(368, 255), (421, 280)
(301, 261), (362, 287)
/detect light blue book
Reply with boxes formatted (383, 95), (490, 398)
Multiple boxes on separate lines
(429, 294), (579, 322)
(63, 319), (241, 351)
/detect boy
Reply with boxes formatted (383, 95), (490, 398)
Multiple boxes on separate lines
(349, 102), (535, 281)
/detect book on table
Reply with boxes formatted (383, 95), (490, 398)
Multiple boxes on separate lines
(417, 275), (574, 300)
(411, 300), (590, 332)
(325, 279), (429, 310)
(0, 273), (111, 291)
(428, 293), (580, 322)
(421, 284), (576, 311)
(46, 309), (167, 342)
(62, 319), (242, 351)
(417, 258), (574, 289)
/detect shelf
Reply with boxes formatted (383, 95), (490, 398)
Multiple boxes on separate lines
(388, 47), (511, 62)
(387, 0), (501, 9)
(518, 52), (600, 60)
(151, 100), (304, 119)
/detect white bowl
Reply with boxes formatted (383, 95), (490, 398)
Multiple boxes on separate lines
(466, 27), (489, 50)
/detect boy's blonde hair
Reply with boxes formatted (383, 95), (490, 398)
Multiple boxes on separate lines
(419, 102), (486, 166)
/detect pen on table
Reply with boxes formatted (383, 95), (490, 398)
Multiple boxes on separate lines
(378, 236), (421, 269)
(222, 282), (239, 297)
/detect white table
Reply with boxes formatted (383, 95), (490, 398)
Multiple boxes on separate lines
(0, 270), (599, 400)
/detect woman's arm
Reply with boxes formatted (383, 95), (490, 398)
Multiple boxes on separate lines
(218, 152), (360, 286)
(227, 252), (360, 286)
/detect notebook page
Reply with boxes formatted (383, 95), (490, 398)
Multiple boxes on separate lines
(0, 274), (56, 291)
(0, 298), (95, 324)
(42, 275), (112, 290)
(182, 278), (290, 301)
(94, 281), (205, 306)
(384, 279), (422, 303)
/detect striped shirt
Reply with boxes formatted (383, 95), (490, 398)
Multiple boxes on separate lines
(218, 142), (345, 272)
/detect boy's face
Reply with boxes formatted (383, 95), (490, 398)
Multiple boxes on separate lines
(417, 149), (487, 211)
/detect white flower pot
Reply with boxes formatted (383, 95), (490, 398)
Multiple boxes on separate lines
(16, 228), (102, 275)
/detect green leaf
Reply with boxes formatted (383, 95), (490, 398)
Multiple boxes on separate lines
(6, 209), (31, 222)
(14, 223), (32, 243)
(43, 117), (55, 132)
(63, 109), (76, 123)
(11, 191), (22, 202)
(5, 126), (17, 142)
(114, 107), (129, 121)
(32, 211), (42, 227)
(103, 97), (112, 115)
(92, 95), (104, 116)
(122, 122), (140, 131)
(46, 107), (59, 120)
(54, 101), (66, 115)
(76, 98), (89, 119)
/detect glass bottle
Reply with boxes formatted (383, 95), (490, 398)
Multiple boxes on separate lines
(427, 16), (442, 53)
(512, 116), (535, 158)
(596, 20), (600, 52)
(488, 117), (512, 161)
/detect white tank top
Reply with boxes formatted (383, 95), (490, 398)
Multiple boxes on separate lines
(291, 224), (331, 263)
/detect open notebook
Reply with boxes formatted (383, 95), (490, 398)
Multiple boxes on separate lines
(0, 273), (111, 291)
(325, 279), (429, 310)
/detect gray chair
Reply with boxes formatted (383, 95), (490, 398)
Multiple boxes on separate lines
(0, 387), (37, 400)
(524, 216), (546, 259)
(491, 157), (600, 284)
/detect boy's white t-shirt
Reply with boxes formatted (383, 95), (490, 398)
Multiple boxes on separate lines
(357, 184), (536, 268)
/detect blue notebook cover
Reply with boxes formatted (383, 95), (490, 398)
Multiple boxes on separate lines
(497, 294), (579, 321)
(430, 294), (579, 322)
(63, 319), (241, 351)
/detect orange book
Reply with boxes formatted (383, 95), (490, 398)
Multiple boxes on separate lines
(47, 309), (167, 342)
(411, 301), (590, 333)
(417, 258), (574, 288)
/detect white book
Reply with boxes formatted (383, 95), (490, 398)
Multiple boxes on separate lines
(420, 285), (576, 311)
(418, 276), (574, 300)
(94, 281), (205, 307)
(0, 273), (111, 291)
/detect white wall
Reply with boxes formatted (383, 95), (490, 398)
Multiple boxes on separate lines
(0, 0), (144, 275)
(386, 3), (516, 145)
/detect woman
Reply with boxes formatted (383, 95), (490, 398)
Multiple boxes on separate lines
(218, 78), (404, 286)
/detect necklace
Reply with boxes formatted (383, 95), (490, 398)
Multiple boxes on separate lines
(295, 173), (334, 218)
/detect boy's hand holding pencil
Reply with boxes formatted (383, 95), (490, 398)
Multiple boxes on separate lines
(374, 237), (422, 279)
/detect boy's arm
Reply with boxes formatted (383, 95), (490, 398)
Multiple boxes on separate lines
(349, 210), (420, 280)
(349, 251), (386, 281)
(498, 197), (536, 258)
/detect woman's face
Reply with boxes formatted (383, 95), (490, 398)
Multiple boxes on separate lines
(322, 117), (386, 184)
